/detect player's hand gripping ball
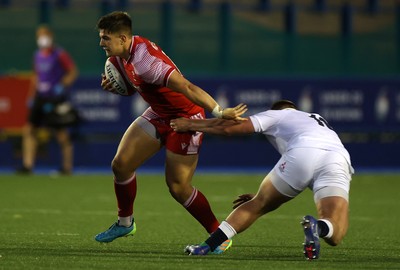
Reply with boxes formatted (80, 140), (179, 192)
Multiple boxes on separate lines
(104, 56), (136, 96)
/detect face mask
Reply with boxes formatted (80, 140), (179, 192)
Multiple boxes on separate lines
(37, 35), (53, 49)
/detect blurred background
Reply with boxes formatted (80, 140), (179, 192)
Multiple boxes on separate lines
(0, 0), (399, 173)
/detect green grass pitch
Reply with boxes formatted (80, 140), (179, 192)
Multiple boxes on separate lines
(0, 172), (399, 269)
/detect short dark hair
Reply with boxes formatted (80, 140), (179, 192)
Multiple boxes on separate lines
(96, 11), (132, 34)
(270, 100), (297, 110)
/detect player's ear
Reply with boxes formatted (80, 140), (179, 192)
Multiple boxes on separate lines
(119, 34), (128, 45)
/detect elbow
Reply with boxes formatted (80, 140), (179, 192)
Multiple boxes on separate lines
(65, 69), (79, 86)
(72, 68), (79, 81)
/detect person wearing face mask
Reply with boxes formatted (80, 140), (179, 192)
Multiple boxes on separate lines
(17, 25), (78, 175)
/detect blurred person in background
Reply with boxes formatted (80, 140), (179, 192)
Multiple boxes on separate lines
(17, 25), (78, 175)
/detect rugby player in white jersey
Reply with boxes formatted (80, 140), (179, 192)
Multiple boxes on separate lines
(170, 100), (354, 260)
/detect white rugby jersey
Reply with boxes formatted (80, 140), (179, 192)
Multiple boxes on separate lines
(249, 108), (351, 165)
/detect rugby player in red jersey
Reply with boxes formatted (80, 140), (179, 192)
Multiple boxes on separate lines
(94, 11), (247, 254)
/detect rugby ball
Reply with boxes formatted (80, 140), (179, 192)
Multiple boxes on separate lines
(104, 56), (136, 96)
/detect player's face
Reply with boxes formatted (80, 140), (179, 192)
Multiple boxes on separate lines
(36, 26), (53, 49)
(99, 30), (125, 57)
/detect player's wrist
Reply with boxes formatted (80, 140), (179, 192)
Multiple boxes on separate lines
(212, 105), (223, 118)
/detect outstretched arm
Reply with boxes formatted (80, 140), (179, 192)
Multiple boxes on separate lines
(170, 117), (255, 136)
(167, 71), (247, 120)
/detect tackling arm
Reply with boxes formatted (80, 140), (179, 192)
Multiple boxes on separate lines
(170, 117), (255, 136)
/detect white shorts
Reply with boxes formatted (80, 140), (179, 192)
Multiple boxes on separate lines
(270, 148), (353, 202)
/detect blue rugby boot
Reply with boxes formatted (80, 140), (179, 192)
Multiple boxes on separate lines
(301, 215), (320, 260)
(184, 242), (210, 255)
(95, 221), (136, 243)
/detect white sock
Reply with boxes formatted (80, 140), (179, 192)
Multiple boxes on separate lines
(319, 218), (334, 239)
(118, 216), (132, 227)
(219, 221), (237, 239)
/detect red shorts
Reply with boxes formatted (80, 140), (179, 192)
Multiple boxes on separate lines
(138, 107), (204, 155)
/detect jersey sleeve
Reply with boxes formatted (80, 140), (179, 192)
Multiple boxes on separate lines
(58, 49), (75, 71)
(249, 111), (281, 133)
(133, 43), (175, 86)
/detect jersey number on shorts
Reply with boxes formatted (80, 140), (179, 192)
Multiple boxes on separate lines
(309, 114), (333, 130)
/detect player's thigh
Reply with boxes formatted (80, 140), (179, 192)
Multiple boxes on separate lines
(255, 172), (293, 213)
(164, 121), (203, 187)
(312, 150), (352, 220)
(313, 151), (352, 235)
(165, 151), (199, 202)
(316, 195), (349, 222)
(114, 117), (162, 170)
(312, 151), (352, 201)
(165, 150), (198, 186)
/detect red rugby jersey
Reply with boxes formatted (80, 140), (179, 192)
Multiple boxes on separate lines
(119, 35), (204, 118)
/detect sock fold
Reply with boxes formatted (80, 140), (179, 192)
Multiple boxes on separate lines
(318, 218), (334, 239)
(183, 188), (220, 233)
(219, 221), (237, 239)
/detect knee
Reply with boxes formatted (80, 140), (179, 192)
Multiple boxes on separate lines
(56, 132), (71, 145)
(111, 155), (126, 175)
(58, 137), (72, 147)
(112, 152), (142, 182)
(111, 155), (137, 177)
(167, 182), (184, 197)
(167, 182), (191, 203)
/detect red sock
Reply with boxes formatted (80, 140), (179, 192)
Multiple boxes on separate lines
(184, 188), (220, 233)
(114, 174), (137, 217)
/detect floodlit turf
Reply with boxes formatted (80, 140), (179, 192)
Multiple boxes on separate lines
(0, 172), (399, 269)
